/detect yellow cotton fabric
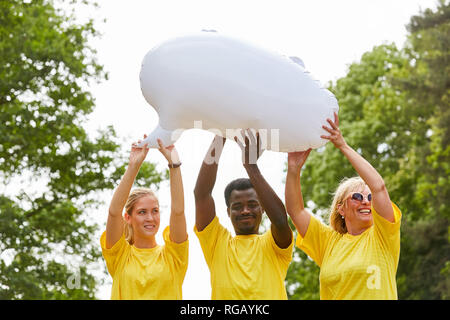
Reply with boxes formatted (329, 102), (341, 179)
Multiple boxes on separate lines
(100, 226), (188, 300)
(296, 202), (402, 300)
(195, 216), (293, 300)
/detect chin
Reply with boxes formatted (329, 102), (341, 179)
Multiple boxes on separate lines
(237, 225), (258, 235)
(361, 218), (374, 228)
(142, 228), (159, 237)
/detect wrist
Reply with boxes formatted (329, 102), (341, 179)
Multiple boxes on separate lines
(338, 142), (350, 152)
(168, 162), (182, 169)
(287, 164), (302, 174)
(128, 160), (142, 169)
(244, 163), (259, 171)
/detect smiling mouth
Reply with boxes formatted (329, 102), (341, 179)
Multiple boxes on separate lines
(144, 224), (156, 230)
(358, 209), (371, 215)
(238, 215), (256, 221)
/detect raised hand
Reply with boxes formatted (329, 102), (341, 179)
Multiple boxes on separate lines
(287, 148), (312, 169)
(129, 134), (150, 165)
(234, 129), (264, 166)
(157, 138), (180, 165)
(321, 112), (346, 149)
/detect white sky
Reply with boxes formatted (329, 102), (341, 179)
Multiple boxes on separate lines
(80, 0), (436, 300)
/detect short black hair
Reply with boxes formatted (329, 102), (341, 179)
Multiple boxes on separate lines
(224, 178), (254, 208)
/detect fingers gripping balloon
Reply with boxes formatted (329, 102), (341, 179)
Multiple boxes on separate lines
(138, 32), (339, 152)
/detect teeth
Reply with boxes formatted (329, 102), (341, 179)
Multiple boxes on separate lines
(359, 210), (371, 214)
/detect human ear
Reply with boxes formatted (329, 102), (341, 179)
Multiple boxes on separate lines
(124, 212), (132, 224)
(337, 203), (345, 216)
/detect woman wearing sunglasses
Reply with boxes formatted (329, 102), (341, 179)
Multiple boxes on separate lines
(285, 112), (401, 300)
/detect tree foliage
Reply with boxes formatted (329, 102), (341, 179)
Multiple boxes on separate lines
(286, 0), (449, 300)
(0, 0), (163, 299)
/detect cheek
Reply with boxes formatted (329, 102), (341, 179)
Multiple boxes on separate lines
(342, 202), (357, 215)
(230, 212), (240, 224)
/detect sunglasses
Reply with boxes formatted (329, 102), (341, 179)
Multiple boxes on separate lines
(350, 192), (372, 202)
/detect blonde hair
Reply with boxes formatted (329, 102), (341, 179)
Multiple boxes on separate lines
(329, 176), (366, 234)
(123, 188), (158, 244)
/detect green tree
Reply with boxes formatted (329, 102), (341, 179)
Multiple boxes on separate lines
(391, 0), (450, 299)
(0, 0), (163, 299)
(286, 246), (320, 300)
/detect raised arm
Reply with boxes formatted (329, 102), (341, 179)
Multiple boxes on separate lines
(106, 136), (149, 249)
(285, 149), (312, 238)
(321, 112), (394, 222)
(194, 135), (226, 231)
(236, 130), (292, 249)
(157, 139), (187, 243)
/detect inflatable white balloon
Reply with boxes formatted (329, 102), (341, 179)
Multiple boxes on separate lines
(138, 31), (339, 152)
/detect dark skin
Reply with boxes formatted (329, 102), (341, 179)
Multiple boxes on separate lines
(228, 188), (262, 235)
(194, 131), (292, 249)
(194, 135), (226, 232)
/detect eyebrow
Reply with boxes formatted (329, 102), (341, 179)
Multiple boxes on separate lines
(136, 206), (159, 211)
(230, 199), (259, 206)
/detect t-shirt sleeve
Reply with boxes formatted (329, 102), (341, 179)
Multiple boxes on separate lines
(163, 226), (189, 281)
(265, 227), (294, 268)
(194, 216), (229, 269)
(295, 214), (334, 267)
(373, 202), (402, 258)
(100, 231), (129, 277)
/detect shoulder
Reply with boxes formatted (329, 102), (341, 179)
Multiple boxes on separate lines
(163, 226), (189, 247)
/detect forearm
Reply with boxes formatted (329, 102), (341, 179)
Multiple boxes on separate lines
(169, 166), (187, 242)
(109, 162), (141, 216)
(194, 161), (219, 197)
(244, 164), (288, 227)
(339, 144), (386, 192)
(194, 136), (225, 230)
(285, 165), (311, 237)
(194, 136), (225, 198)
(169, 167), (184, 215)
(285, 165), (304, 215)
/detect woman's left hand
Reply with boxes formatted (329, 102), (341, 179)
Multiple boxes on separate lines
(157, 139), (180, 165)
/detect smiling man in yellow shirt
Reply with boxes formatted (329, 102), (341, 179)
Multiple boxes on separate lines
(194, 133), (294, 300)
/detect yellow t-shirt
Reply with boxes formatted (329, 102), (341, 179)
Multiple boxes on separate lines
(296, 202), (401, 300)
(194, 216), (294, 300)
(100, 226), (188, 300)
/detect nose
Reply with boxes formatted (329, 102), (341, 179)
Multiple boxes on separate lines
(241, 205), (251, 214)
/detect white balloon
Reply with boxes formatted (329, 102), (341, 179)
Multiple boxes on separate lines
(138, 32), (339, 152)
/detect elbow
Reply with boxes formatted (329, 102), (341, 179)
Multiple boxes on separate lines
(193, 186), (211, 201)
(268, 210), (290, 229)
(193, 186), (201, 198)
(371, 180), (387, 194)
(171, 209), (185, 217)
(108, 208), (122, 218)
(285, 207), (295, 219)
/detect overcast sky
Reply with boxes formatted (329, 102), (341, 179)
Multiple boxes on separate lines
(81, 0), (436, 299)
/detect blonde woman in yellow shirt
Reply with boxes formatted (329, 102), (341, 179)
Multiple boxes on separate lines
(100, 136), (188, 299)
(285, 112), (401, 300)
